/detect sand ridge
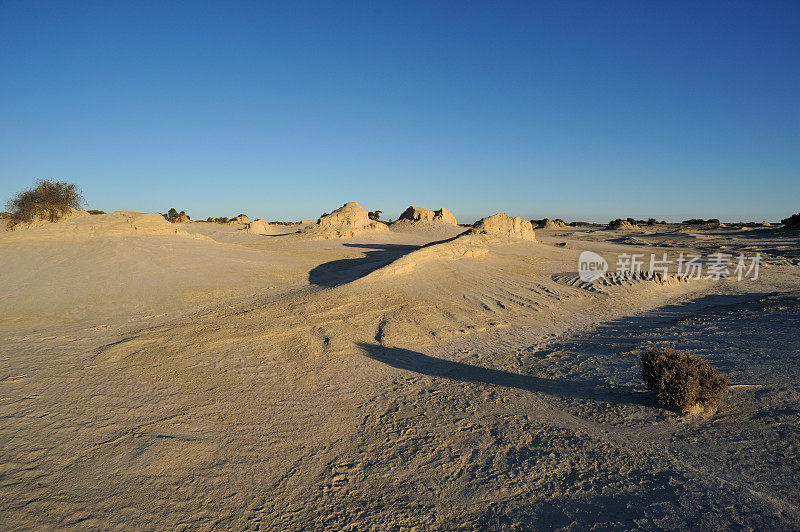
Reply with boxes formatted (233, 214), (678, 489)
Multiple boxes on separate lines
(1, 210), (210, 240)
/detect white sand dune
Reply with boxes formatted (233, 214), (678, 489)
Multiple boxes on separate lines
(1, 217), (799, 529)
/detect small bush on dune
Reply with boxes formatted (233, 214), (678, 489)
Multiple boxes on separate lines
(86, 209), (105, 215)
(5, 179), (83, 228)
(641, 347), (728, 413)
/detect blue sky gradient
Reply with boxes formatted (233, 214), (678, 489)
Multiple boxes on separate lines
(1, 1), (798, 222)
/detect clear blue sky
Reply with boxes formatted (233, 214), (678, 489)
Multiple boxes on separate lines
(1, 1), (798, 223)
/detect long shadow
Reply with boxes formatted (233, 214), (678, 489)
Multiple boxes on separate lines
(308, 235), (464, 287)
(356, 342), (649, 406)
(308, 243), (422, 287)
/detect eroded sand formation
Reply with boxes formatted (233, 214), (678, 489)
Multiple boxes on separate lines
(243, 218), (271, 234)
(467, 212), (537, 241)
(607, 219), (640, 230)
(536, 217), (568, 229)
(303, 202), (389, 239)
(398, 206), (458, 225)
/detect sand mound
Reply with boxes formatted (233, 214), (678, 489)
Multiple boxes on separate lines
(536, 218), (568, 229)
(230, 214), (250, 225)
(5, 207), (90, 230)
(303, 202), (389, 239)
(607, 219), (640, 230)
(466, 213), (537, 241)
(243, 219), (271, 234)
(398, 206), (458, 225)
(2, 210), (202, 240)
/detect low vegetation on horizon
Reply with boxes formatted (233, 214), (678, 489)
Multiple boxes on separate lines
(683, 218), (720, 225)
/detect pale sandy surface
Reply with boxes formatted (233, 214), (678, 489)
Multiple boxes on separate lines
(1, 218), (799, 529)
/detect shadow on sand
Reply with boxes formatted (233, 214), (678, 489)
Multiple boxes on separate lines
(356, 342), (650, 407)
(308, 243), (422, 287)
(308, 236), (463, 287)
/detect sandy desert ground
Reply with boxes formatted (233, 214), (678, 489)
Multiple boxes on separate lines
(1, 207), (799, 530)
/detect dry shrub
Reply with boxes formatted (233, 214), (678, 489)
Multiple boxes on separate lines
(163, 208), (190, 223)
(86, 209), (105, 215)
(5, 180), (83, 228)
(641, 347), (727, 413)
(781, 213), (800, 228)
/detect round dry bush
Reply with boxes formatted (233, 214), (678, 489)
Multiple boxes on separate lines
(641, 348), (728, 413)
(5, 179), (83, 228)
